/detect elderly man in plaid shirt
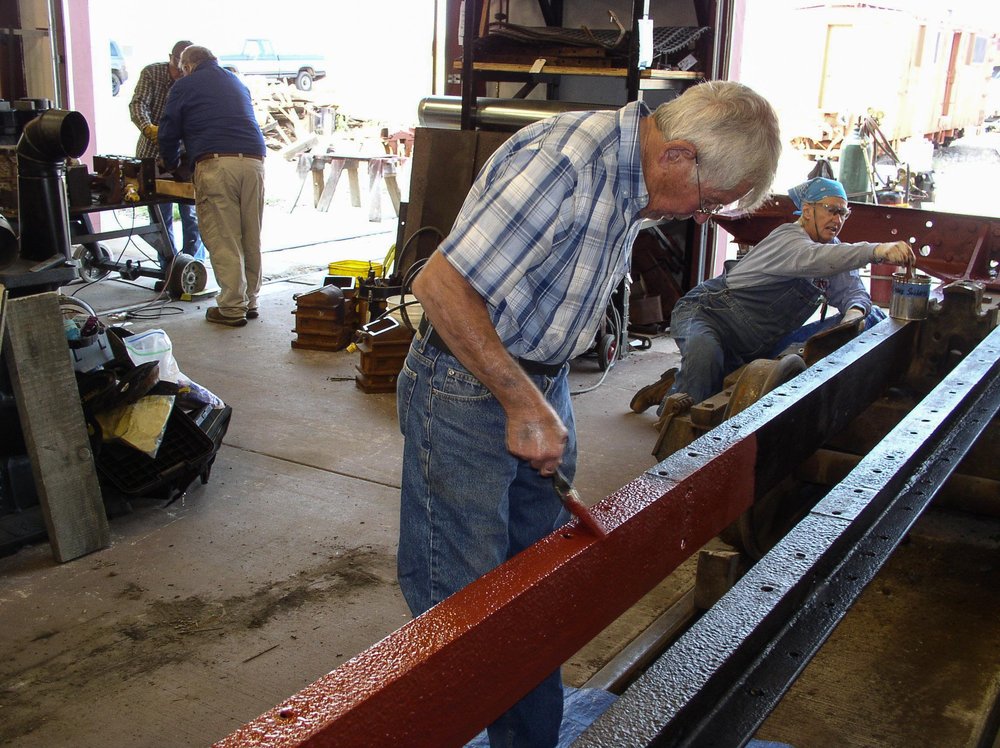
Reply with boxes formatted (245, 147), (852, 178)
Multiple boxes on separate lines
(397, 80), (782, 747)
(129, 39), (204, 270)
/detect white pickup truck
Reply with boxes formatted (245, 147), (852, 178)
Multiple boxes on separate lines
(219, 38), (327, 91)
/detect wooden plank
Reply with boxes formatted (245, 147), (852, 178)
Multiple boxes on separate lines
(4, 292), (109, 562)
(367, 162), (383, 223)
(311, 164), (325, 207)
(400, 128), (512, 276)
(345, 162), (361, 208)
(383, 174), (401, 216)
(154, 179), (195, 201)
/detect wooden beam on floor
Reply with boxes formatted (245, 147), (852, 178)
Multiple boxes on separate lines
(3, 291), (108, 562)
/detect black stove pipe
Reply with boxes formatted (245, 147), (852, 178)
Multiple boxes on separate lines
(15, 108), (89, 265)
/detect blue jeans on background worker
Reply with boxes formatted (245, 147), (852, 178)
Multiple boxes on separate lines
(666, 275), (822, 406)
(396, 330), (575, 747)
(151, 202), (206, 269)
(657, 279), (885, 415)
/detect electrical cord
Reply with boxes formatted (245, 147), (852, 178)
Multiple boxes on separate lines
(394, 225), (443, 281)
(379, 225), (442, 332)
(66, 205), (193, 321)
(109, 204), (159, 264)
(119, 254), (189, 319)
(571, 301), (623, 396)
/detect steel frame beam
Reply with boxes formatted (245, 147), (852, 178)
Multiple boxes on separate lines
(716, 197), (1000, 292)
(579, 324), (1000, 747)
(215, 319), (935, 747)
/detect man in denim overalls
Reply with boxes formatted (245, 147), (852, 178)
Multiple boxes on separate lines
(631, 177), (916, 413)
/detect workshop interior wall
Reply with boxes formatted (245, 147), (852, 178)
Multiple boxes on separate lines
(17, 0), (57, 103)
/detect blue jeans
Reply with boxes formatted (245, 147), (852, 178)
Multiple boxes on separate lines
(664, 305), (887, 410)
(396, 331), (575, 748)
(151, 202), (206, 269)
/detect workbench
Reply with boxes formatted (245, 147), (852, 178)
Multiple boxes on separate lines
(70, 183), (196, 283)
(296, 153), (401, 221)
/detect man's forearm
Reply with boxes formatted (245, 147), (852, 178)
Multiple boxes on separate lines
(413, 251), (538, 409)
(412, 251), (567, 471)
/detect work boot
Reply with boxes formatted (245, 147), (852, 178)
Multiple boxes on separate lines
(629, 367), (678, 413)
(205, 307), (247, 327)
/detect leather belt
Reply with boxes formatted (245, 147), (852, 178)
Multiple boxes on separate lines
(195, 152), (264, 165)
(418, 317), (564, 377)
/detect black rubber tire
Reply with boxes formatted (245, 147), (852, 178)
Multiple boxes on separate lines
(295, 71), (313, 91)
(597, 334), (617, 371)
(74, 244), (112, 282)
(166, 254), (209, 298)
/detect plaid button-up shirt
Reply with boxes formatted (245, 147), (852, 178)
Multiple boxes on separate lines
(440, 101), (650, 364)
(129, 61), (175, 159)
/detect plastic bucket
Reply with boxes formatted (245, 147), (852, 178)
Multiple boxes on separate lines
(329, 260), (383, 279)
(889, 272), (931, 320)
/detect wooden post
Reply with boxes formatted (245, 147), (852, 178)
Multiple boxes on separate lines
(317, 158), (346, 212)
(694, 548), (745, 610)
(311, 161), (326, 208)
(383, 158), (401, 217)
(4, 291), (109, 562)
(345, 161), (362, 208)
(367, 160), (383, 223)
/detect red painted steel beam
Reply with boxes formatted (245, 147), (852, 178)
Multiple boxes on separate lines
(716, 196), (1000, 291)
(215, 442), (758, 747)
(216, 321), (917, 747)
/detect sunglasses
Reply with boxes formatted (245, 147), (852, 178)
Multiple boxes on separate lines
(812, 202), (852, 218)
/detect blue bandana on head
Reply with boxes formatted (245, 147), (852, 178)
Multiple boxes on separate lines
(788, 177), (848, 215)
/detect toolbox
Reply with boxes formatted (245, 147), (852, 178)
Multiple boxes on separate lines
(95, 405), (230, 501)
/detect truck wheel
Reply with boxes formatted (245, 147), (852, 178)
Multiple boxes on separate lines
(295, 71), (313, 91)
(112, 72), (122, 97)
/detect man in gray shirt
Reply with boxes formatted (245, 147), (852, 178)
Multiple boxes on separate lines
(631, 177), (916, 411)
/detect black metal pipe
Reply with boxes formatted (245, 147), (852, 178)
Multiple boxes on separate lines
(15, 108), (89, 263)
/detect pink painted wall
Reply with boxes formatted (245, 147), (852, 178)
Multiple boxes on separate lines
(64, 0), (97, 169)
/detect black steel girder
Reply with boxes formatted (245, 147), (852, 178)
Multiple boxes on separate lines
(577, 323), (1000, 747)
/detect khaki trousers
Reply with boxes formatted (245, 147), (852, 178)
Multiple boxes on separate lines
(193, 156), (265, 318)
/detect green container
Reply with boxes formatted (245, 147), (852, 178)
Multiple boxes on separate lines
(838, 127), (870, 202)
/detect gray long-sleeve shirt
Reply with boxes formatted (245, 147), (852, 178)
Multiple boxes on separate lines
(726, 222), (880, 314)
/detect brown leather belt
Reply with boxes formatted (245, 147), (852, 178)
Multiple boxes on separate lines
(417, 317), (564, 377)
(194, 152), (264, 165)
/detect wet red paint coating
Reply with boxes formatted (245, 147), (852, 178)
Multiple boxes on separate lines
(214, 439), (759, 747)
(561, 494), (608, 537)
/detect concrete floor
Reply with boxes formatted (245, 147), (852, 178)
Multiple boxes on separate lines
(0, 215), (679, 746)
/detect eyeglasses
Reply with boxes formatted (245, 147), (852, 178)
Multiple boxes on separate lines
(812, 202), (852, 219)
(694, 156), (724, 218)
